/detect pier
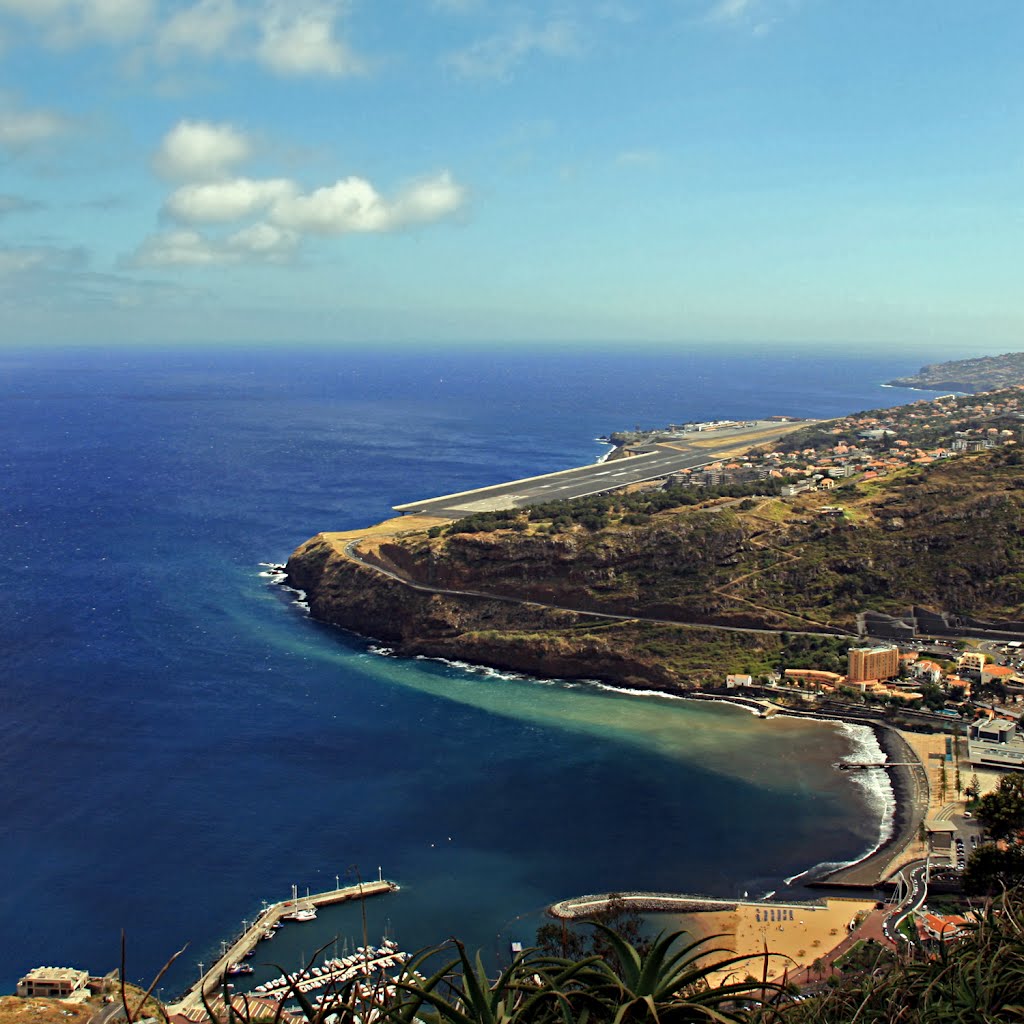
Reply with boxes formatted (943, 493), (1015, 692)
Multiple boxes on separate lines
(169, 878), (398, 1014)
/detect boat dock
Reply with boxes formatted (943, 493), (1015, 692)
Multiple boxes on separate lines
(170, 878), (398, 1014)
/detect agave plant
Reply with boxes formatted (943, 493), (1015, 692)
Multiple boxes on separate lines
(586, 924), (781, 1023)
(383, 938), (612, 1024)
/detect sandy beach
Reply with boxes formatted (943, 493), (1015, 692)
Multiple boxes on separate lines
(667, 897), (878, 985)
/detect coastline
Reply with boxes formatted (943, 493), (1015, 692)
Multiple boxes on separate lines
(274, 534), (920, 890)
(271, 562), (917, 895)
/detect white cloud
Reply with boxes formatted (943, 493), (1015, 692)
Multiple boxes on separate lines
(164, 177), (295, 222)
(705, 0), (796, 32)
(156, 0), (242, 58)
(0, 98), (71, 148)
(269, 171), (465, 235)
(152, 119), (251, 181)
(444, 18), (582, 79)
(0, 0), (154, 44)
(256, 1), (364, 76)
(129, 222), (298, 265)
(130, 229), (225, 265)
(615, 148), (659, 167)
(0, 0), (368, 77)
(0, 244), (86, 273)
(225, 221), (297, 259)
(706, 0), (753, 21)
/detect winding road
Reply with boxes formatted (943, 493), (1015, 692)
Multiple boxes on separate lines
(341, 539), (854, 640)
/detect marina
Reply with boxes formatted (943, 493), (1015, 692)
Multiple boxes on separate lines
(170, 878), (398, 1015)
(250, 941), (409, 1002)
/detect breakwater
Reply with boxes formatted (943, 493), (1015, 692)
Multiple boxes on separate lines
(170, 879), (397, 1014)
(549, 891), (829, 919)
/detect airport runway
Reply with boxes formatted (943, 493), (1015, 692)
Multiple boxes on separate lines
(393, 448), (712, 518)
(393, 420), (810, 519)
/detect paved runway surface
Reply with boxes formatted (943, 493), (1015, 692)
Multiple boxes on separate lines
(393, 418), (812, 518)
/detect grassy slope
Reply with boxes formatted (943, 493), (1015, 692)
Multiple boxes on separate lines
(376, 448), (1024, 635)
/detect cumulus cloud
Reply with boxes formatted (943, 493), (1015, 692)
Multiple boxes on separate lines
(156, 0), (242, 58)
(269, 171), (465, 235)
(152, 119), (251, 181)
(706, 0), (753, 21)
(0, 0), (154, 44)
(129, 222), (297, 265)
(137, 119), (466, 267)
(225, 221), (297, 258)
(0, 98), (71, 149)
(0, 0), (368, 77)
(163, 176), (295, 222)
(0, 244), (86, 274)
(256, 1), (364, 76)
(443, 18), (582, 79)
(705, 0), (797, 32)
(130, 228), (231, 265)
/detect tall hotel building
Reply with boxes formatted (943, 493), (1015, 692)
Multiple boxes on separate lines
(847, 645), (900, 683)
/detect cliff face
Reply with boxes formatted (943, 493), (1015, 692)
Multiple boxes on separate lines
(285, 531), (785, 692)
(371, 512), (759, 625)
(286, 449), (1024, 689)
(287, 534), (580, 645)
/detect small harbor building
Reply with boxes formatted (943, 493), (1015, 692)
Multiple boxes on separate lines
(17, 967), (90, 999)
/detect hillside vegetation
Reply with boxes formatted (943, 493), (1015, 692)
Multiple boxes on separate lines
(288, 445), (1024, 689)
(379, 447), (1024, 629)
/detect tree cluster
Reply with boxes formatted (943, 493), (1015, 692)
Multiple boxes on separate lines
(441, 480), (783, 537)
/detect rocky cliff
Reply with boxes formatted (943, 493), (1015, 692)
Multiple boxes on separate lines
(286, 447), (1024, 690)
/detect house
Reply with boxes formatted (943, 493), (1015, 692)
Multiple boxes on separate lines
(982, 664), (1017, 686)
(957, 652), (985, 677)
(913, 660), (944, 685)
(917, 911), (971, 943)
(725, 674), (753, 688)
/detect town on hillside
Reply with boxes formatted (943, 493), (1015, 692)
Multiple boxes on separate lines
(613, 385), (1024, 496)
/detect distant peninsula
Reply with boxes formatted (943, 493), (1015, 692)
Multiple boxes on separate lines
(887, 351), (1024, 392)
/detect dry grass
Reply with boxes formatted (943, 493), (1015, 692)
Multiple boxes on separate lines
(317, 515), (450, 560)
(0, 998), (99, 1024)
(741, 498), (791, 524)
(681, 422), (811, 452)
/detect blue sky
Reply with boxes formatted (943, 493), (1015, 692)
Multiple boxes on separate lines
(0, 0), (1022, 350)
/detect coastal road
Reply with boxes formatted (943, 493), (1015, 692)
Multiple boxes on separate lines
(393, 421), (810, 519)
(883, 864), (927, 945)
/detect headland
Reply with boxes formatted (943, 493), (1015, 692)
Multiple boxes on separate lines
(283, 381), (1024, 946)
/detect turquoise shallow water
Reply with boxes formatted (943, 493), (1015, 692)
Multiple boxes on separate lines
(0, 346), (923, 991)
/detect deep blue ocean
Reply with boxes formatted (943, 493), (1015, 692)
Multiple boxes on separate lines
(0, 345), (930, 995)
